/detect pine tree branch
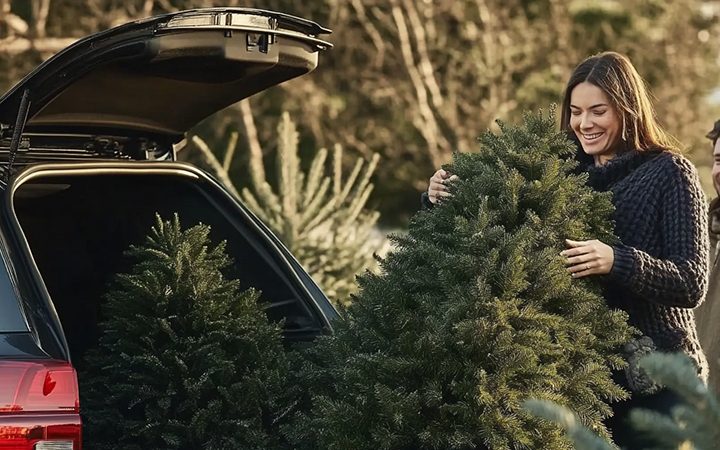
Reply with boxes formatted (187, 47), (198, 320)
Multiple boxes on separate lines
(352, 153), (380, 203)
(190, 135), (241, 199)
(336, 157), (364, 206)
(240, 188), (275, 228)
(222, 131), (239, 172)
(343, 184), (374, 229)
(299, 177), (332, 230)
(333, 144), (342, 197)
(303, 147), (328, 207)
(142, 0), (155, 16)
(277, 112), (299, 226)
(303, 198), (339, 232)
(239, 98), (267, 189)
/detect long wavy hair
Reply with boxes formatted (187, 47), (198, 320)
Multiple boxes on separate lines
(560, 51), (679, 153)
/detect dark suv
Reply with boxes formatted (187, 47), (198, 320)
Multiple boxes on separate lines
(0, 8), (337, 449)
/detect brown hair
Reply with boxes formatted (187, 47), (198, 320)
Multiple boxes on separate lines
(707, 119), (720, 146)
(560, 51), (679, 152)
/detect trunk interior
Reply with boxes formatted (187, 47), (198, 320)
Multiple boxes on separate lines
(11, 167), (325, 367)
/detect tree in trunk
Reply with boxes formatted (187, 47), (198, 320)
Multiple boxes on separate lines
(80, 214), (292, 450)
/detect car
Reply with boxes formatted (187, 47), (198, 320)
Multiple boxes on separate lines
(0, 7), (337, 449)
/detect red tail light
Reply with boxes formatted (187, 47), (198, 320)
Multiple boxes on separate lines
(0, 360), (81, 450)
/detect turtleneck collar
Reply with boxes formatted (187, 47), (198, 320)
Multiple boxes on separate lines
(579, 148), (661, 191)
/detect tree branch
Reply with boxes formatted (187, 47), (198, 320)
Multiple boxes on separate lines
(350, 0), (386, 68)
(222, 131), (239, 172)
(238, 98), (267, 188)
(190, 135), (241, 199)
(0, 36), (77, 55)
(391, 4), (446, 166)
(31, 0), (51, 39)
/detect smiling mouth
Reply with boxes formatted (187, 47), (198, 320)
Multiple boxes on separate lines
(582, 132), (604, 141)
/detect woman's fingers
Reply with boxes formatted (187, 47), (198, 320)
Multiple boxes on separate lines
(427, 169), (459, 204)
(561, 238), (614, 277)
(570, 265), (595, 278)
(428, 189), (452, 203)
(428, 179), (447, 203)
(560, 245), (591, 257)
(429, 179), (446, 191)
(564, 253), (595, 265)
(567, 260), (595, 274)
(427, 171), (443, 204)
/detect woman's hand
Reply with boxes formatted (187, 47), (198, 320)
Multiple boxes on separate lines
(427, 169), (459, 204)
(560, 239), (614, 278)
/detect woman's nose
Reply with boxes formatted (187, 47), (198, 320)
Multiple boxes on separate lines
(579, 114), (594, 130)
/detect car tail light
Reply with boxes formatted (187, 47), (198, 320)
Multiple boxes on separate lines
(0, 360), (81, 449)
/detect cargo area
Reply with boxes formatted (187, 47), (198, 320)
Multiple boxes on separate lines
(11, 167), (324, 367)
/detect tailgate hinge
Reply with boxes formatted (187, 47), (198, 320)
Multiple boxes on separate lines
(4, 89), (31, 183)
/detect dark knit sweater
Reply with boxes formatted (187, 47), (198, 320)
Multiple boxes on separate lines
(582, 149), (709, 382)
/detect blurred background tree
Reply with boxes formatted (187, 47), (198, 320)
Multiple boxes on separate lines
(1, 0), (718, 227)
(526, 352), (720, 449)
(190, 112), (386, 306)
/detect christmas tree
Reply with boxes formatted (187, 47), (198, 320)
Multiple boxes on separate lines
(523, 399), (617, 450)
(526, 352), (720, 449)
(629, 352), (720, 449)
(284, 109), (635, 450)
(191, 112), (386, 306)
(80, 214), (291, 450)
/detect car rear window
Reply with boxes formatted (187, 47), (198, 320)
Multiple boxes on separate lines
(0, 249), (29, 332)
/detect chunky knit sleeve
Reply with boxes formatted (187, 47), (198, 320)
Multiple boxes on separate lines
(608, 156), (709, 308)
(420, 191), (435, 210)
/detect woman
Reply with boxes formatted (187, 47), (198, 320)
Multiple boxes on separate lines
(424, 51), (709, 448)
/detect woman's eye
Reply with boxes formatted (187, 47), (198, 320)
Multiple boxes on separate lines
(571, 111), (581, 116)
(593, 110), (606, 116)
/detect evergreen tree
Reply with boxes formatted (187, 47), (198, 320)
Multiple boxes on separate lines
(239, 112), (383, 306)
(523, 399), (618, 450)
(284, 109), (635, 450)
(629, 353), (720, 449)
(526, 353), (720, 450)
(192, 112), (385, 306)
(80, 214), (291, 450)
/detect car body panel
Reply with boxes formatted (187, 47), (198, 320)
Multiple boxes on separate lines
(0, 8), (331, 141)
(0, 11), (338, 432)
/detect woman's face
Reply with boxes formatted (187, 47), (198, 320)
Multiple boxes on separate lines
(569, 81), (623, 163)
